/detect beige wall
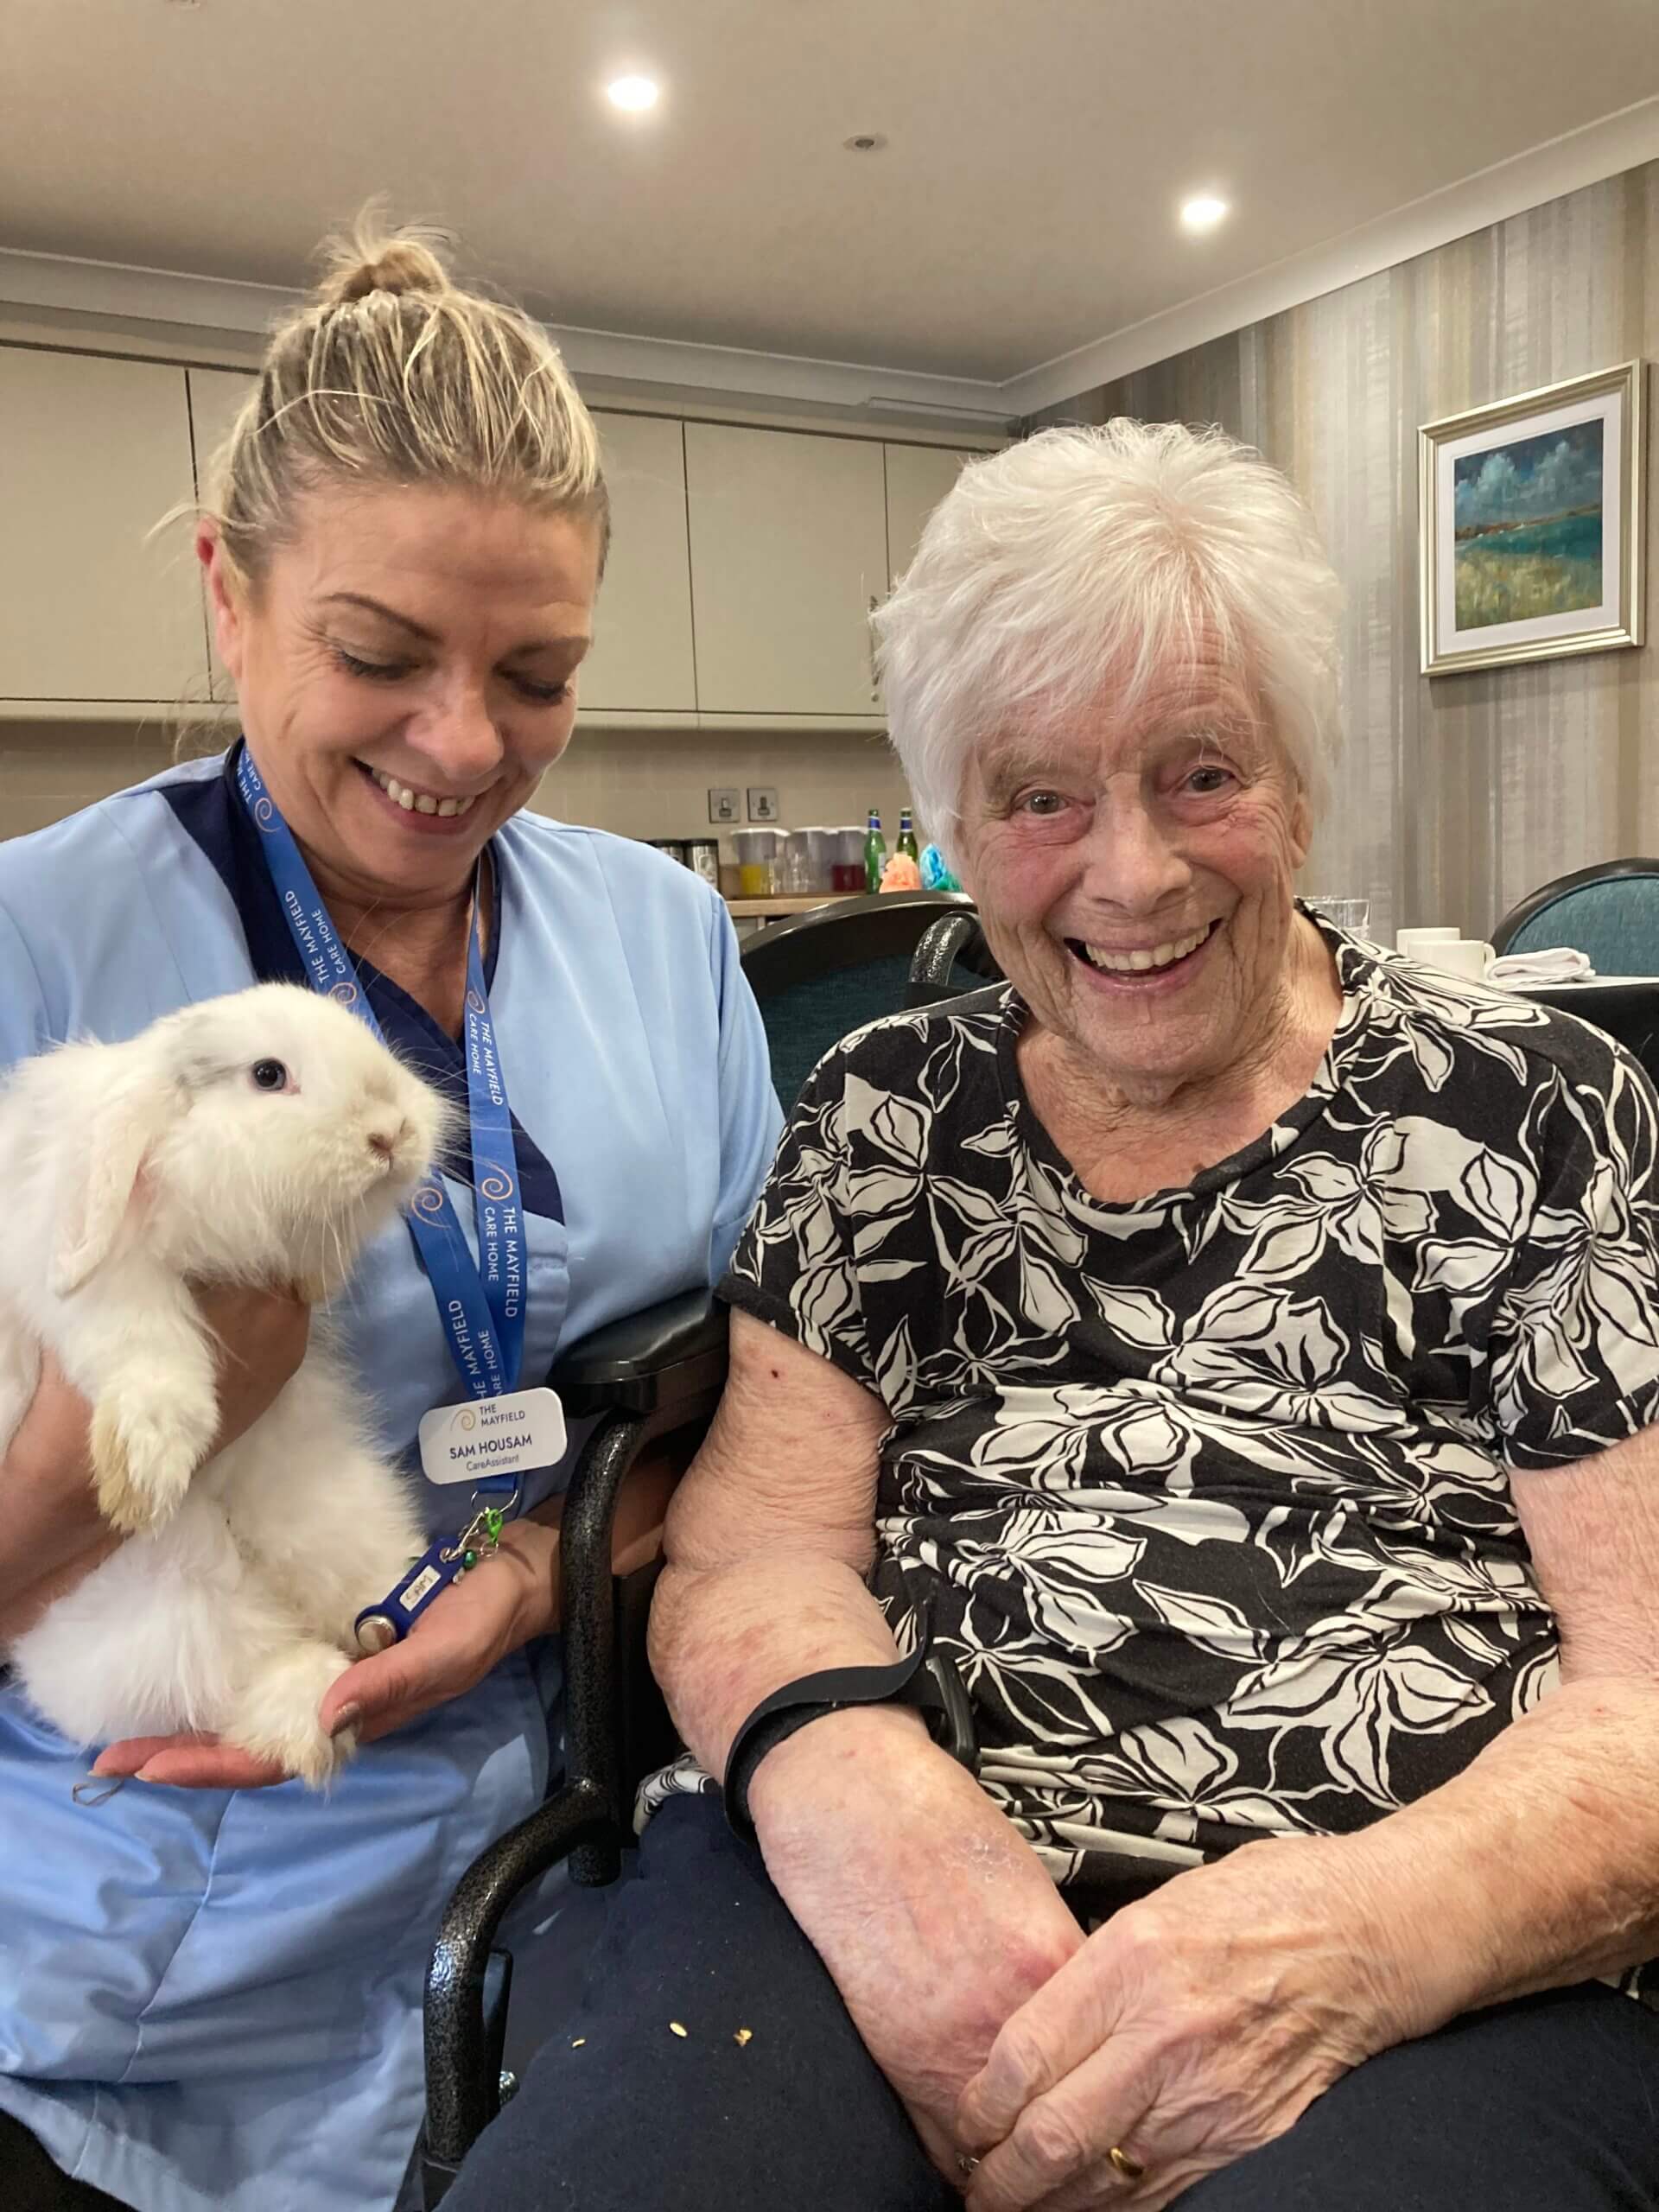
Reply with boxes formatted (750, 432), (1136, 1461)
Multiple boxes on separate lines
(0, 721), (914, 856)
(1033, 161), (1659, 946)
(532, 726), (910, 851)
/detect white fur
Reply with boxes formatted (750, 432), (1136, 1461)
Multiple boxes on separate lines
(0, 984), (450, 1787)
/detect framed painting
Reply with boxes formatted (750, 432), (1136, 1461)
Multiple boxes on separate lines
(1419, 360), (1645, 677)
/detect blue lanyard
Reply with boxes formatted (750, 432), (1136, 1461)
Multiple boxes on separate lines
(234, 744), (525, 1408)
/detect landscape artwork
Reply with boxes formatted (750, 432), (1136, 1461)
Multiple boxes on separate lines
(1420, 361), (1644, 677)
(1452, 420), (1603, 630)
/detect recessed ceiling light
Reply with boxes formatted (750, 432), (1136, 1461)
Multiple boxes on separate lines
(1180, 194), (1230, 234)
(843, 132), (888, 153)
(607, 74), (660, 113)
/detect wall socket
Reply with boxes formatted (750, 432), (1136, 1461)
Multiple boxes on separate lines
(708, 787), (741, 825)
(747, 786), (779, 823)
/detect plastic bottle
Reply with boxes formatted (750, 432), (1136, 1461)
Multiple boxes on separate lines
(896, 807), (919, 863)
(863, 808), (888, 893)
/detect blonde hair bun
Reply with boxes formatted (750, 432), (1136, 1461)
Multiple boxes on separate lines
(315, 214), (455, 308)
(200, 203), (607, 606)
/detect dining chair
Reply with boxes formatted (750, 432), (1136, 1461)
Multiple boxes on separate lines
(740, 889), (975, 1110)
(1492, 860), (1659, 974)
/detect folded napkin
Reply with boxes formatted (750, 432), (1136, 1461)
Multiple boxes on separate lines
(1486, 946), (1596, 986)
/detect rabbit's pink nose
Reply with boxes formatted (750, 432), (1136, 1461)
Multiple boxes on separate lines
(367, 1117), (416, 1164)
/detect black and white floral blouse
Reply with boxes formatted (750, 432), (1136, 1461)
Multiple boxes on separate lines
(716, 924), (1659, 1893)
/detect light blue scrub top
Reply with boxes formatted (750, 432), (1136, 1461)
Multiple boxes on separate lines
(0, 753), (783, 2211)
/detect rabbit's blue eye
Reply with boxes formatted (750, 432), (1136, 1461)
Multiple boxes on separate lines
(250, 1059), (289, 1091)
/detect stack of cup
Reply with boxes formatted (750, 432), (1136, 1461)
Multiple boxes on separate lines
(804, 827), (837, 893)
(778, 830), (817, 895)
(1395, 926), (1494, 982)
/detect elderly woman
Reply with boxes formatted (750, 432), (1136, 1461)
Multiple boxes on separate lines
(0, 222), (779, 2212)
(448, 423), (1659, 2212)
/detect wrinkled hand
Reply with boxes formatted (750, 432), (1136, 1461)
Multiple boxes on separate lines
(750, 1707), (1085, 2175)
(957, 1836), (1406, 2211)
(92, 1521), (557, 1789)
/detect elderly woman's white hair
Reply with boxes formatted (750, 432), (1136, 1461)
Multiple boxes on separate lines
(873, 420), (1344, 849)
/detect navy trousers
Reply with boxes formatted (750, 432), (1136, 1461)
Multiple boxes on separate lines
(445, 1794), (1659, 2212)
(0, 2111), (128, 2209)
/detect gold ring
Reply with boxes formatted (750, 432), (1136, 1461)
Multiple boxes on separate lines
(1109, 2145), (1147, 2182)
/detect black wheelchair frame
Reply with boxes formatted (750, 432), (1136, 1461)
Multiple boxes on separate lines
(420, 1287), (728, 2205)
(421, 945), (1011, 2202)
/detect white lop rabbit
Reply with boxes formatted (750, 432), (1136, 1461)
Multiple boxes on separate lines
(0, 982), (450, 1786)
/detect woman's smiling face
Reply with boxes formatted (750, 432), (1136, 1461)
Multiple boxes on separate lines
(200, 482), (601, 904)
(954, 640), (1313, 1103)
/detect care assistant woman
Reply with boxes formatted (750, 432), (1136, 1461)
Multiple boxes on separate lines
(0, 222), (781, 2212)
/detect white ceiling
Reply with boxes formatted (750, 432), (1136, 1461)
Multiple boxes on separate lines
(3, 0), (1658, 410)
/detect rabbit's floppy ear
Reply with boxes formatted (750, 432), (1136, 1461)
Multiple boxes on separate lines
(52, 1069), (178, 1296)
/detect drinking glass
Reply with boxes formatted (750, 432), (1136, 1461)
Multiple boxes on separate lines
(1303, 895), (1370, 934)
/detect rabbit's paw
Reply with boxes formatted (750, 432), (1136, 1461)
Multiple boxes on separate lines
(226, 1643), (356, 1790)
(88, 1388), (213, 1533)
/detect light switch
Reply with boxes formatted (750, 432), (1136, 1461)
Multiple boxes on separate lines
(747, 787), (779, 823)
(708, 787), (741, 824)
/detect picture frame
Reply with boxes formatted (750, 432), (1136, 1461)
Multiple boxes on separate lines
(1419, 359), (1646, 677)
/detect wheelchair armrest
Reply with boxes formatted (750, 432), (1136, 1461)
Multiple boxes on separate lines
(551, 1288), (729, 1418)
(424, 1292), (729, 2193)
(553, 1297), (727, 1885)
(906, 910), (982, 1007)
(424, 1777), (617, 2183)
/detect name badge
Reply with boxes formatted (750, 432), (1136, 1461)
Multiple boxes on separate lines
(417, 1386), (569, 1486)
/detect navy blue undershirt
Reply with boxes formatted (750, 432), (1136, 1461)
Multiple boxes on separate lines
(162, 748), (563, 1223)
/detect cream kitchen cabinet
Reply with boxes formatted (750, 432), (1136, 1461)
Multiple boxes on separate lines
(187, 366), (255, 494)
(0, 338), (990, 729)
(0, 348), (203, 706)
(184, 393), (703, 720)
(187, 368), (257, 698)
(884, 443), (974, 588)
(683, 422), (888, 721)
(580, 412), (696, 715)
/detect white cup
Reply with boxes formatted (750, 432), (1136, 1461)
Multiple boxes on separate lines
(1395, 927), (1459, 960)
(1417, 938), (1495, 982)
